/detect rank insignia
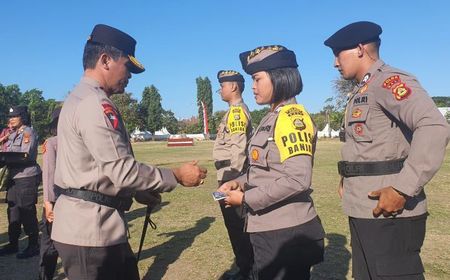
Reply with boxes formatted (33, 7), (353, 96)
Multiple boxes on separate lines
(293, 118), (306, 130)
(354, 123), (364, 136)
(251, 149), (259, 161)
(352, 108), (362, 118)
(362, 73), (371, 84)
(102, 103), (119, 129)
(392, 83), (411, 100)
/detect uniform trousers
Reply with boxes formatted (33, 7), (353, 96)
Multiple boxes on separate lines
(54, 241), (140, 280)
(349, 214), (427, 280)
(6, 175), (40, 245)
(39, 209), (58, 280)
(218, 181), (254, 278)
(249, 216), (324, 280)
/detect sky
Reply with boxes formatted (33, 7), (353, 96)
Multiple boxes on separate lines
(1, 0), (449, 119)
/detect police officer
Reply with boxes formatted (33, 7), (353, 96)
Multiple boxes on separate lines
(38, 107), (61, 280)
(51, 24), (207, 280)
(324, 21), (450, 279)
(214, 70), (254, 280)
(219, 45), (325, 280)
(0, 105), (42, 259)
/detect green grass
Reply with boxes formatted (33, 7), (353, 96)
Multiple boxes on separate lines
(0, 140), (449, 279)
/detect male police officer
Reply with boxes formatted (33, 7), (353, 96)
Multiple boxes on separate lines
(0, 106), (41, 259)
(214, 70), (254, 280)
(52, 24), (207, 280)
(324, 21), (450, 279)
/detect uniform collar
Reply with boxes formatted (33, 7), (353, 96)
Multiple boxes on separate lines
(359, 59), (385, 86)
(273, 97), (297, 112)
(230, 98), (244, 107)
(80, 76), (102, 89)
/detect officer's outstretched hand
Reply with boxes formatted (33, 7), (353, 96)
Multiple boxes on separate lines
(172, 160), (207, 187)
(135, 190), (161, 208)
(368, 186), (407, 218)
(217, 181), (242, 193)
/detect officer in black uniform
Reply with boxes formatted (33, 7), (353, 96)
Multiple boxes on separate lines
(0, 105), (42, 259)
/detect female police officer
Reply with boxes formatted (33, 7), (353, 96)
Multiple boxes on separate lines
(219, 45), (325, 280)
(0, 105), (41, 259)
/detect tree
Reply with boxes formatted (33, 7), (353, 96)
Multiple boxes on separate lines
(250, 107), (270, 128)
(196, 77), (213, 133)
(140, 85), (163, 134)
(161, 109), (179, 134)
(21, 89), (50, 142)
(0, 84), (21, 126)
(331, 77), (358, 111)
(310, 113), (327, 131)
(110, 93), (141, 133)
(210, 110), (227, 134)
(432, 96), (450, 107)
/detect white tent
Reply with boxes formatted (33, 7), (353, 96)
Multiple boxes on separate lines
(317, 123), (339, 138)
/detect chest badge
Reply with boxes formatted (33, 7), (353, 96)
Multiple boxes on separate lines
(354, 123), (364, 136)
(392, 83), (411, 100)
(352, 108), (363, 118)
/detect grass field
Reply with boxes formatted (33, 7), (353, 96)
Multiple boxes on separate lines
(0, 139), (449, 280)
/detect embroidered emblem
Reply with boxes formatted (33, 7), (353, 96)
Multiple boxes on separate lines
(382, 75), (401, 89)
(234, 114), (240, 120)
(354, 124), (364, 136)
(227, 106), (247, 135)
(362, 73), (371, 84)
(352, 108), (362, 118)
(102, 103), (119, 129)
(251, 149), (259, 161)
(359, 84), (368, 94)
(392, 83), (411, 100)
(23, 132), (30, 144)
(293, 118), (306, 130)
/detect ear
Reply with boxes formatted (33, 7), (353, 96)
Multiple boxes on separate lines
(99, 53), (111, 70)
(357, 44), (364, 58)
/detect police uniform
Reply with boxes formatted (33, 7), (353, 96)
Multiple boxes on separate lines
(325, 21), (450, 279)
(0, 106), (42, 259)
(237, 46), (325, 280)
(38, 107), (61, 280)
(52, 25), (177, 280)
(214, 70), (254, 279)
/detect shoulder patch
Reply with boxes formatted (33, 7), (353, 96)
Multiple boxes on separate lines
(227, 105), (247, 135)
(102, 103), (119, 129)
(23, 132), (30, 144)
(382, 75), (411, 101)
(274, 104), (314, 162)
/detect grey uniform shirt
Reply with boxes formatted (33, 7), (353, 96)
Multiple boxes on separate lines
(52, 77), (178, 247)
(42, 136), (57, 203)
(236, 98), (320, 233)
(6, 125), (41, 179)
(213, 100), (252, 182)
(342, 59), (450, 219)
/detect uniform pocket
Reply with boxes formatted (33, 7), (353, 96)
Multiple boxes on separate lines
(348, 105), (372, 142)
(249, 136), (269, 169)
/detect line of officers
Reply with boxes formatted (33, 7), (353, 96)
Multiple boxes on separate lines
(0, 21), (449, 280)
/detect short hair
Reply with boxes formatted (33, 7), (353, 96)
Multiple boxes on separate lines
(267, 67), (303, 104)
(83, 41), (124, 70)
(236, 81), (245, 94)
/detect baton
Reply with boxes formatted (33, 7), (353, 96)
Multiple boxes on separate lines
(137, 205), (157, 261)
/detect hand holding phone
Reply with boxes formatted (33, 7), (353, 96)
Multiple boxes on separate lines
(212, 191), (227, 201)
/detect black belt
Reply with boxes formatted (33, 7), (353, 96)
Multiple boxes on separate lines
(215, 160), (231, 170)
(54, 185), (132, 211)
(338, 158), (406, 177)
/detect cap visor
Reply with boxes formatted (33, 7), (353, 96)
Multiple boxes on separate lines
(127, 55), (145, 74)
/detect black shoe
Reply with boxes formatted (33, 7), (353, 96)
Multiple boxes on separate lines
(16, 244), (39, 259)
(0, 243), (19, 256)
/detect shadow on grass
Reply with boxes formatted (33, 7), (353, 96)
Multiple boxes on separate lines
(125, 201), (170, 225)
(140, 216), (215, 280)
(311, 233), (351, 280)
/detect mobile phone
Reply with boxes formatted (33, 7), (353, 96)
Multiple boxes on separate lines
(212, 191), (227, 201)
